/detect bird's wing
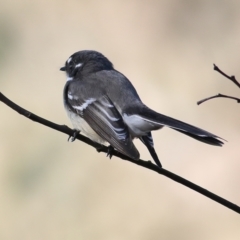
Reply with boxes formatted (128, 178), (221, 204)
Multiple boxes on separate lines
(66, 89), (139, 160)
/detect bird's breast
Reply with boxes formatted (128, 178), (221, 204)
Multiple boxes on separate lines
(64, 107), (106, 144)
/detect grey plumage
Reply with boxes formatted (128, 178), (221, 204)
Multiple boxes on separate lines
(61, 50), (224, 167)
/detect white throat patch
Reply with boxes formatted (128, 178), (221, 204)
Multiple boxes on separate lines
(67, 76), (73, 82)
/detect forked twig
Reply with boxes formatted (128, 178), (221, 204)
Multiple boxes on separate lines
(213, 64), (240, 88)
(197, 64), (240, 105)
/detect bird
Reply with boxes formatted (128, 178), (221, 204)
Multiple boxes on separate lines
(60, 50), (224, 168)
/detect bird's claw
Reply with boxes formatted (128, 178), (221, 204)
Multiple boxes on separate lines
(106, 145), (114, 159)
(68, 130), (80, 142)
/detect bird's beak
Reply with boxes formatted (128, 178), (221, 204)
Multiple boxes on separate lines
(60, 66), (66, 71)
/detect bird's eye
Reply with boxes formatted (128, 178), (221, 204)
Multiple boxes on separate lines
(69, 63), (73, 71)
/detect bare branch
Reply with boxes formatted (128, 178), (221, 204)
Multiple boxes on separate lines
(213, 64), (240, 88)
(198, 64), (240, 105)
(0, 92), (239, 214)
(197, 93), (240, 105)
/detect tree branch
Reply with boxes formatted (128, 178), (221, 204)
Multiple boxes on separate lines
(213, 63), (240, 88)
(197, 64), (240, 105)
(0, 92), (239, 214)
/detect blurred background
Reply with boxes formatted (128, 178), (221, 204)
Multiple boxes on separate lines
(0, 0), (240, 239)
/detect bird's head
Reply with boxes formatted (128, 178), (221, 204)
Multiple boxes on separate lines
(60, 50), (113, 81)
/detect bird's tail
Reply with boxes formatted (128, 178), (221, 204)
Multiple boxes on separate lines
(172, 128), (224, 146)
(129, 105), (224, 146)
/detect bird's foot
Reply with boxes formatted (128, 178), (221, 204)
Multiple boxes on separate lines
(68, 130), (80, 142)
(106, 145), (114, 159)
(96, 145), (114, 159)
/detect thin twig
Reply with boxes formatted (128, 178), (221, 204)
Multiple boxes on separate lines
(213, 64), (240, 88)
(198, 64), (240, 105)
(0, 92), (239, 214)
(197, 93), (240, 105)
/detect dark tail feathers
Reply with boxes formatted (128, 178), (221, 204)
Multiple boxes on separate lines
(173, 128), (224, 146)
(138, 106), (225, 147)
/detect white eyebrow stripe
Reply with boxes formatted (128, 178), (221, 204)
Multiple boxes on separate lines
(75, 63), (82, 68)
(67, 57), (72, 64)
(72, 98), (96, 111)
